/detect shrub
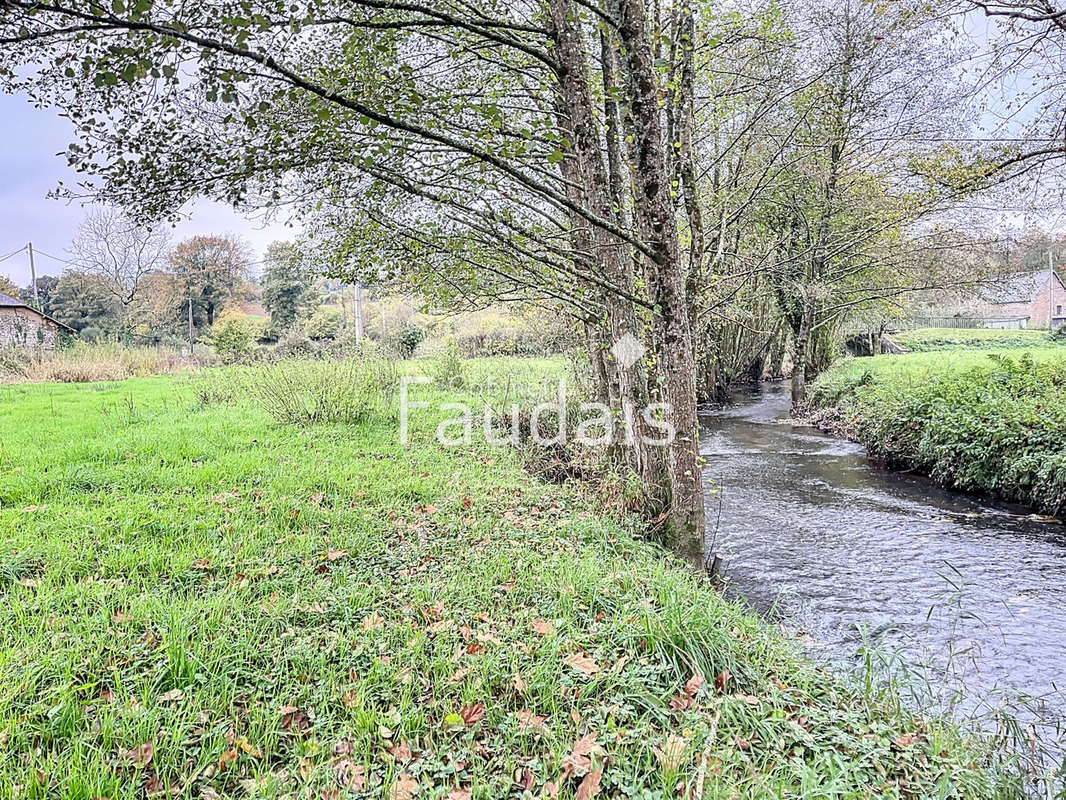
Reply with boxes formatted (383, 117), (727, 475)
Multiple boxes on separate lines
(305, 306), (345, 340)
(810, 352), (1066, 515)
(394, 324), (426, 358)
(275, 329), (316, 359)
(210, 310), (257, 363)
(432, 338), (465, 389)
(79, 326), (103, 344)
(237, 357), (398, 426)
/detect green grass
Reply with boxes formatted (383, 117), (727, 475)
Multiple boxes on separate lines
(810, 350), (1066, 516)
(890, 327), (1063, 353)
(0, 361), (1017, 798)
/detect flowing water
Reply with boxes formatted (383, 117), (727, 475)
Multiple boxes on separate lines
(700, 382), (1066, 741)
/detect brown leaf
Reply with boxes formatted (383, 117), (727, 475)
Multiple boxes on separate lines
(544, 781), (559, 799)
(122, 741), (154, 767)
(389, 773), (418, 800)
(893, 733), (917, 748)
(459, 702), (486, 726)
(564, 653), (600, 676)
(390, 739), (413, 762)
(514, 710), (547, 733)
(448, 667), (471, 684)
(156, 689), (184, 704)
(326, 549), (348, 561)
(531, 619), (555, 636)
(361, 611), (385, 631)
(279, 706), (312, 736)
(575, 770), (602, 800)
(684, 674), (705, 697)
(333, 758), (365, 790)
(512, 672), (527, 694)
(447, 790), (472, 800)
(217, 748), (239, 771)
(715, 669), (731, 693)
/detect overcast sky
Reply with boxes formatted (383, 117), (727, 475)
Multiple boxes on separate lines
(0, 91), (296, 287)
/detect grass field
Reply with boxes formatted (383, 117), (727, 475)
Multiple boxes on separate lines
(889, 327), (1062, 353)
(0, 360), (1018, 798)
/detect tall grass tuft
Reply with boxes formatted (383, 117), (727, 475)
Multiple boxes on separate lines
(0, 342), (207, 384)
(198, 355), (399, 426)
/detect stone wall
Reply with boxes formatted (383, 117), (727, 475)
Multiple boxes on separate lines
(0, 307), (62, 350)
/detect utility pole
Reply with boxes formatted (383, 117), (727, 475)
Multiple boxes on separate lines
(1050, 250), (1055, 328)
(27, 242), (39, 307)
(354, 283), (365, 341)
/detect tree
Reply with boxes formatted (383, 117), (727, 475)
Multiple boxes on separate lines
(0, 0), (709, 562)
(48, 271), (123, 336)
(21, 274), (59, 314)
(261, 241), (314, 333)
(0, 275), (18, 297)
(168, 235), (252, 340)
(69, 206), (171, 335)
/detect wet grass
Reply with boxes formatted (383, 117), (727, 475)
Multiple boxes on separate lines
(0, 362), (1024, 798)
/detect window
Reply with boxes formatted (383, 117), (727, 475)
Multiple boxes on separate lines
(1058, 304), (1063, 316)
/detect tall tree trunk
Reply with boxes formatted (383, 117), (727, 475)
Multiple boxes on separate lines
(614, 0), (705, 568)
(791, 308), (813, 409)
(549, 0), (660, 492)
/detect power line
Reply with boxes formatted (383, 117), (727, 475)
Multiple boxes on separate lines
(0, 245), (27, 265)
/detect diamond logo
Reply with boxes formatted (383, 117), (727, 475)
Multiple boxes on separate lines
(611, 332), (645, 369)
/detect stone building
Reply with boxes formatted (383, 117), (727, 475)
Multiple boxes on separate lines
(0, 291), (74, 350)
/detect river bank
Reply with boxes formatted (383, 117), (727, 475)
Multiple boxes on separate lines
(805, 348), (1066, 517)
(0, 363), (1023, 798)
(701, 382), (1066, 785)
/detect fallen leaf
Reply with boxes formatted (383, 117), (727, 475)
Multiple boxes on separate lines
(459, 702), (485, 726)
(447, 789), (471, 800)
(564, 653), (600, 676)
(512, 672), (527, 694)
(894, 733), (916, 748)
(389, 773), (418, 800)
(576, 769), (601, 800)
(531, 619), (555, 636)
(326, 549), (348, 561)
(122, 741), (154, 767)
(684, 674), (705, 696)
(449, 667), (471, 684)
(390, 739), (413, 761)
(361, 611), (385, 630)
(515, 709), (548, 734)
(333, 758), (365, 790)
(544, 781), (559, 799)
(715, 669), (731, 693)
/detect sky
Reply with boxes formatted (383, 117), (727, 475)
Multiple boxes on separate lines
(0, 92), (297, 287)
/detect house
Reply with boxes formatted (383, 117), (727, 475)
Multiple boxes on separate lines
(978, 269), (1066, 329)
(0, 291), (74, 350)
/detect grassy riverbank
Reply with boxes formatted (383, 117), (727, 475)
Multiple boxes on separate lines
(0, 361), (1019, 798)
(809, 346), (1066, 517)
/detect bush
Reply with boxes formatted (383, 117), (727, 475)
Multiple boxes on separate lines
(275, 329), (316, 359)
(432, 338), (465, 389)
(210, 310), (257, 363)
(394, 324), (426, 358)
(234, 357), (398, 426)
(305, 306), (345, 340)
(79, 326), (103, 344)
(810, 352), (1066, 515)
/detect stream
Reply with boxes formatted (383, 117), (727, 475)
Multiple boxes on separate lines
(700, 382), (1066, 744)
